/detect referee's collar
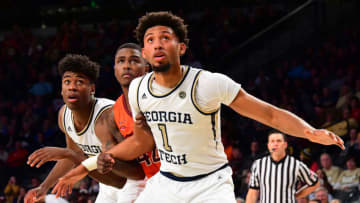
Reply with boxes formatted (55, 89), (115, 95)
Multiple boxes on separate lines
(270, 154), (288, 164)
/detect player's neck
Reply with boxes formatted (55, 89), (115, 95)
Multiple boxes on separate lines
(72, 98), (95, 130)
(271, 152), (286, 162)
(153, 65), (183, 88)
(121, 86), (131, 113)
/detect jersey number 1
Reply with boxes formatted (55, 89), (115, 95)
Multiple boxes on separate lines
(158, 124), (173, 152)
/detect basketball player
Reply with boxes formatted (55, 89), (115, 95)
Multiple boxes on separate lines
(25, 54), (145, 203)
(97, 42), (161, 179)
(52, 11), (344, 202)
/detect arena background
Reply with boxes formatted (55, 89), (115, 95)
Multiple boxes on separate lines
(0, 0), (359, 202)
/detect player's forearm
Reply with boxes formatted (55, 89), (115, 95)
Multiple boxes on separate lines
(269, 107), (315, 140)
(40, 159), (75, 190)
(64, 148), (87, 165)
(111, 159), (145, 180)
(296, 180), (320, 198)
(107, 134), (154, 161)
(88, 171), (127, 189)
(245, 189), (259, 203)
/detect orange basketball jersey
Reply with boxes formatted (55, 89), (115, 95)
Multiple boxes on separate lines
(113, 94), (161, 178)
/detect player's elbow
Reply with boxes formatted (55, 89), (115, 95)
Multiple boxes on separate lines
(313, 179), (321, 190)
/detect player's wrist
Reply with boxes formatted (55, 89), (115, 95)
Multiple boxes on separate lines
(81, 155), (99, 171)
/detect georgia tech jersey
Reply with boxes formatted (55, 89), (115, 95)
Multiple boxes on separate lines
(63, 98), (114, 156)
(134, 66), (228, 177)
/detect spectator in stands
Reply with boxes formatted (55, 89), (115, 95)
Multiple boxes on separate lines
(316, 169), (334, 195)
(333, 155), (360, 191)
(349, 96), (360, 121)
(320, 152), (342, 188)
(3, 176), (20, 203)
(314, 186), (330, 203)
(336, 84), (352, 110)
(243, 140), (262, 170)
(13, 186), (26, 203)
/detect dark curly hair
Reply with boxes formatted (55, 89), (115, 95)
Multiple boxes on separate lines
(135, 11), (189, 47)
(58, 54), (100, 83)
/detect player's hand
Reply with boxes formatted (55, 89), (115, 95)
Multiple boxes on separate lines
(51, 165), (89, 198)
(305, 129), (345, 150)
(24, 186), (47, 203)
(27, 147), (71, 168)
(97, 152), (115, 174)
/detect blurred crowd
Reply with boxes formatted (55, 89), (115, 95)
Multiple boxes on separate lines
(0, 4), (359, 203)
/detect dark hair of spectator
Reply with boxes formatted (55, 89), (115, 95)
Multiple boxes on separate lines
(58, 54), (100, 84)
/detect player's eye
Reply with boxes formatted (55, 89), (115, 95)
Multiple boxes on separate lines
(76, 80), (84, 85)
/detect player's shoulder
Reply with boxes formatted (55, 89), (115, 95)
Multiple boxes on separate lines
(96, 97), (115, 105)
(191, 66), (229, 82)
(130, 74), (149, 88)
(57, 104), (67, 132)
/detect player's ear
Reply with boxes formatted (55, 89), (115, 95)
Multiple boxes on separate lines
(142, 48), (147, 60)
(90, 84), (95, 96)
(179, 42), (186, 56)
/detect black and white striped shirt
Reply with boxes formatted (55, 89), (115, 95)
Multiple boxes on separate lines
(249, 154), (318, 203)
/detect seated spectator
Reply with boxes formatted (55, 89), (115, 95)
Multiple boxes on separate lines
(7, 140), (28, 168)
(316, 169), (334, 195)
(336, 84), (352, 110)
(320, 153), (342, 188)
(349, 96), (360, 121)
(3, 176), (20, 203)
(333, 155), (360, 202)
(314, 186), (331, 203)
(339, 128), (359, 163)
(334, 155), (360, 191)
(13, 186), (26, 203)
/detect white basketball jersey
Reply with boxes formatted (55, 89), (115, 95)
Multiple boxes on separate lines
(63, 98), (124, 203)
(135, 66), (228, 177)
(63, 98), (114, 156)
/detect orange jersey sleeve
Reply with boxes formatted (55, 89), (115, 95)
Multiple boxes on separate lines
(113, 95), (161, 178)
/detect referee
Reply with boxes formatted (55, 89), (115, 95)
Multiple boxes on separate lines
(246, 131), (320, 203)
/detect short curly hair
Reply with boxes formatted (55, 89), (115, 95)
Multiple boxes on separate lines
(58, 54), (100, 83)
(135, 11), (189, 47)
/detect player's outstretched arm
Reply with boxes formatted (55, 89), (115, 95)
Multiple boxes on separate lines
(106, 113), (155, 160)
(25, 106), (81, 203)
(51, 164), (89, 198)
(27, 147), (83, 168)
(93, 108), (145, 180)
(229, 88), (344, 149)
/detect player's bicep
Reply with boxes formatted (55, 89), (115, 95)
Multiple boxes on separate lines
(95, 109), (117, 151)
(229, 88), (275, 126)
(128, 77), (142, 120)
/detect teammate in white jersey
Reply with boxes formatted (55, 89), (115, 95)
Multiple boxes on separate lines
(25, 54), (144, 203)
(52, 12), (345, 202)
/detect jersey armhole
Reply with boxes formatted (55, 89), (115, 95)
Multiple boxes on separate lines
(191, 70), (219, 115)
(136, 76), (146, 113)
